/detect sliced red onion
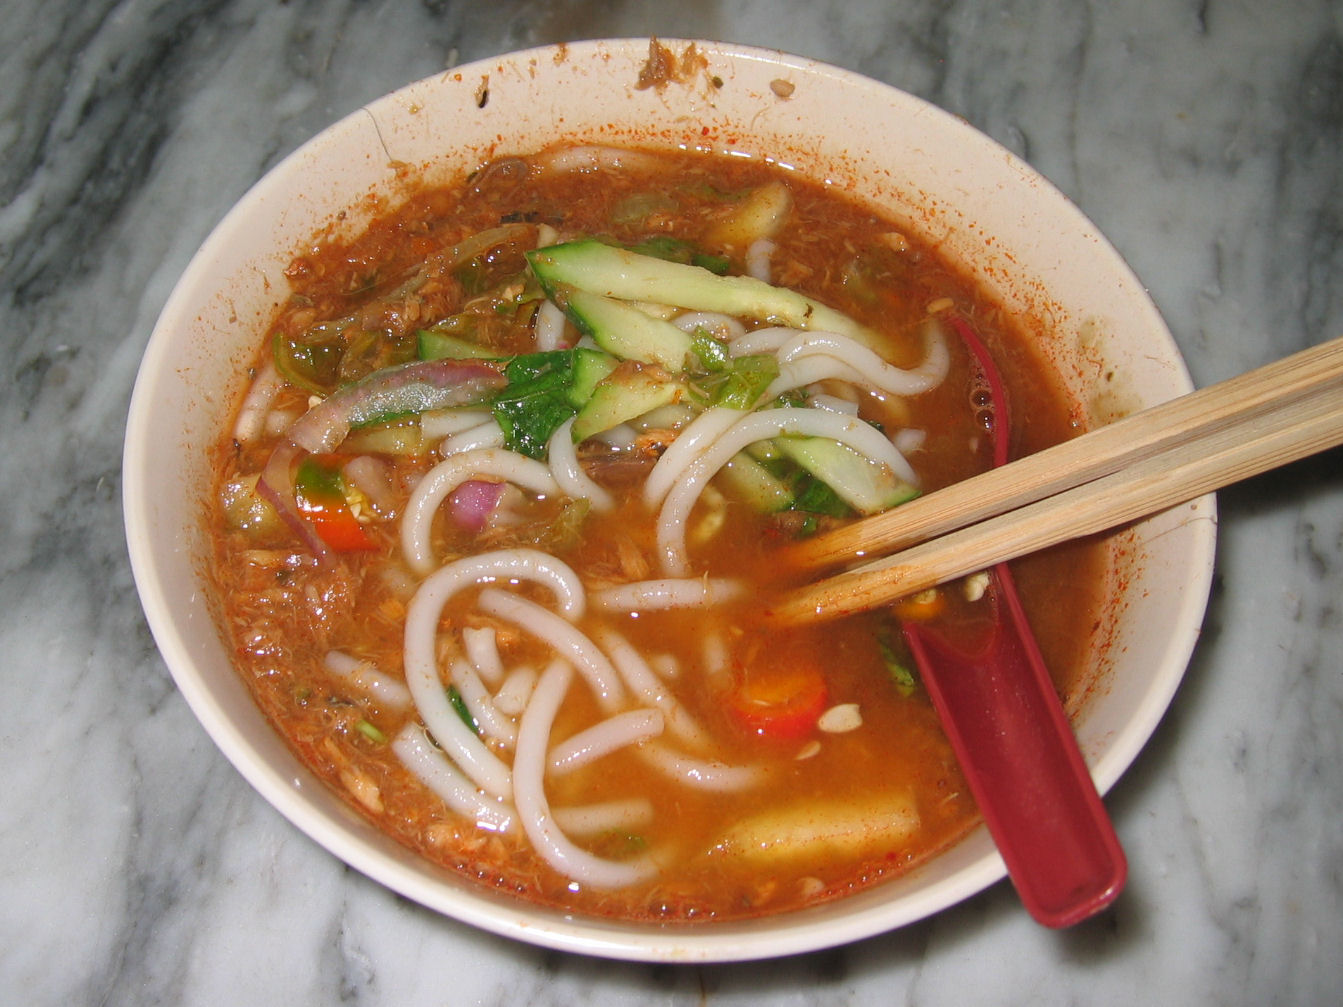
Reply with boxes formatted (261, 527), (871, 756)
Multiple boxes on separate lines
(286, 359), (507, 454)
(254, 439), (330, 562)
(448, 479), (506, 532)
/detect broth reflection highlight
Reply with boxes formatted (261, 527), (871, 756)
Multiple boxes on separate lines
(210, 146), (1106, 921)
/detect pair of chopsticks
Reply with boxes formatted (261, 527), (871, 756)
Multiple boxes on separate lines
(770, 336), (1343, 624)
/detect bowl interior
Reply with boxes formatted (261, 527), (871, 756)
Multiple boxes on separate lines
(124, 38), (1214, 961)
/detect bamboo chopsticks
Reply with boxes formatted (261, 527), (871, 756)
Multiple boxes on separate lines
(769, 336), (1343, 625)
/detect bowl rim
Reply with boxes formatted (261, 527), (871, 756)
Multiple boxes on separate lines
(123, 36), (1216, 962)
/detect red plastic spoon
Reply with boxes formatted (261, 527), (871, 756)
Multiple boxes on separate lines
(901, 316), (1126, 927)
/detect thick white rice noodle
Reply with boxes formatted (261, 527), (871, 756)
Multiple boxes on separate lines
(402, 449), (560, 574)
(627, 403), (696, 433)
(702, 631), (730, 678)
(808, 393), (861, 416)
(766, 356), (867, 399)
(650, 653), (680, 679)
(655, 407), (918, 575)
(322, 650), (411, 710)
(420, 409), (494, 440)
(233, 359), (286, 444)
(450, 658), (518, 748)
(391, 724), (515, 833)
(550, 798), (655, 837)
(548, 709), (665, 776)
(402, 632), (513, 800)
(592, 422), (638, 448)
(673, 311), (746, 342)
(402, 550), (587, 798)
(403, 549), (585, 621)
(636, 741), (766, 792)
(536, 145), (665, 174)
(534, 298), (568, 351)
(769, 327), (950, 398)
(439, 418), (506, 458)
(461, 625), (504, 686)
(547, 417), (614, 512)
(492, 666), (538, 716)
(745, 237), (775, 282)
(475, 588), (623, 710)
(512, 660), (660, 888)
(642, 407), (744, 507)
(589, 577), (745, 612)
(726, 325), (796, 357)
(598, 629), (712, 751)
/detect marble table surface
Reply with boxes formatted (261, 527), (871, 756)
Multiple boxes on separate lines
(3, 1), (1340, 1004)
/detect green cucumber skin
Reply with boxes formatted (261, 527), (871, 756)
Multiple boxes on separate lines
(718, 452), (795, 513)
(527, 240), (876, 345)
(571, 370), (684, 441)
(777, 436), (916, 515)
(416, 329), (502, 361)
(567, 348), (620, 407)
(561, 289), (692, 372)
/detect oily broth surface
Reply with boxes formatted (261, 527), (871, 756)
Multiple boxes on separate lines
(210, 147), (1103, 921)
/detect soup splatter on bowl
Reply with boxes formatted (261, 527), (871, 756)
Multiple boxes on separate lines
(124, 39), (1214, 961)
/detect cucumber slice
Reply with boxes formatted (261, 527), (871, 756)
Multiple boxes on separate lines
(342, 419), (425, 455)
(527, 239), (877, 346)
(416, 329), (501, 361)
(558, 288), (692, 372)
(572, 367), (684, 442)
(717, 452), (795, 513)
(777, 436), (919, 515)
(568, 347), (621, 407)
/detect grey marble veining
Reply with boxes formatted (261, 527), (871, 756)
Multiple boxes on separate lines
(2, 1), (1341, 1004)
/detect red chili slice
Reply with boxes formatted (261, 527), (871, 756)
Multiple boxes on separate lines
(726, 663), (829, 740)
(293, 455), (377, 552)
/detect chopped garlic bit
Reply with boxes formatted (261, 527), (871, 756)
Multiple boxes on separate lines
(817, 702), (862, 734)
(963, 570), (991, 602)
(927, 297), (955, 314)
(795, 739), (821, 760)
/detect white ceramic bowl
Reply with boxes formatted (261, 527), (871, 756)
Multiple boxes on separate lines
(124, 38), (1215, 962)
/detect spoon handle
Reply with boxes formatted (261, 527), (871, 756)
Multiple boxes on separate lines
(904, 567), (1127, 927)
(902, 314), (1125, 927)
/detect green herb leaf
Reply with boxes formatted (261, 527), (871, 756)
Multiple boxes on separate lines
(790, 475), (852, 519)
(693, 353), (779, 409)
(876, 626), (919, 697)
(690, 328), (731, 372)
(355, 719), (388, 744)
(491, 350), (582, 459)
(448, 685), (480, 734)
(691, 251), (732, 275)
(628, 235), (731, 275)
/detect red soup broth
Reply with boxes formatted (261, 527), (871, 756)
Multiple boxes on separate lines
(209, 146), (1106, 921)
